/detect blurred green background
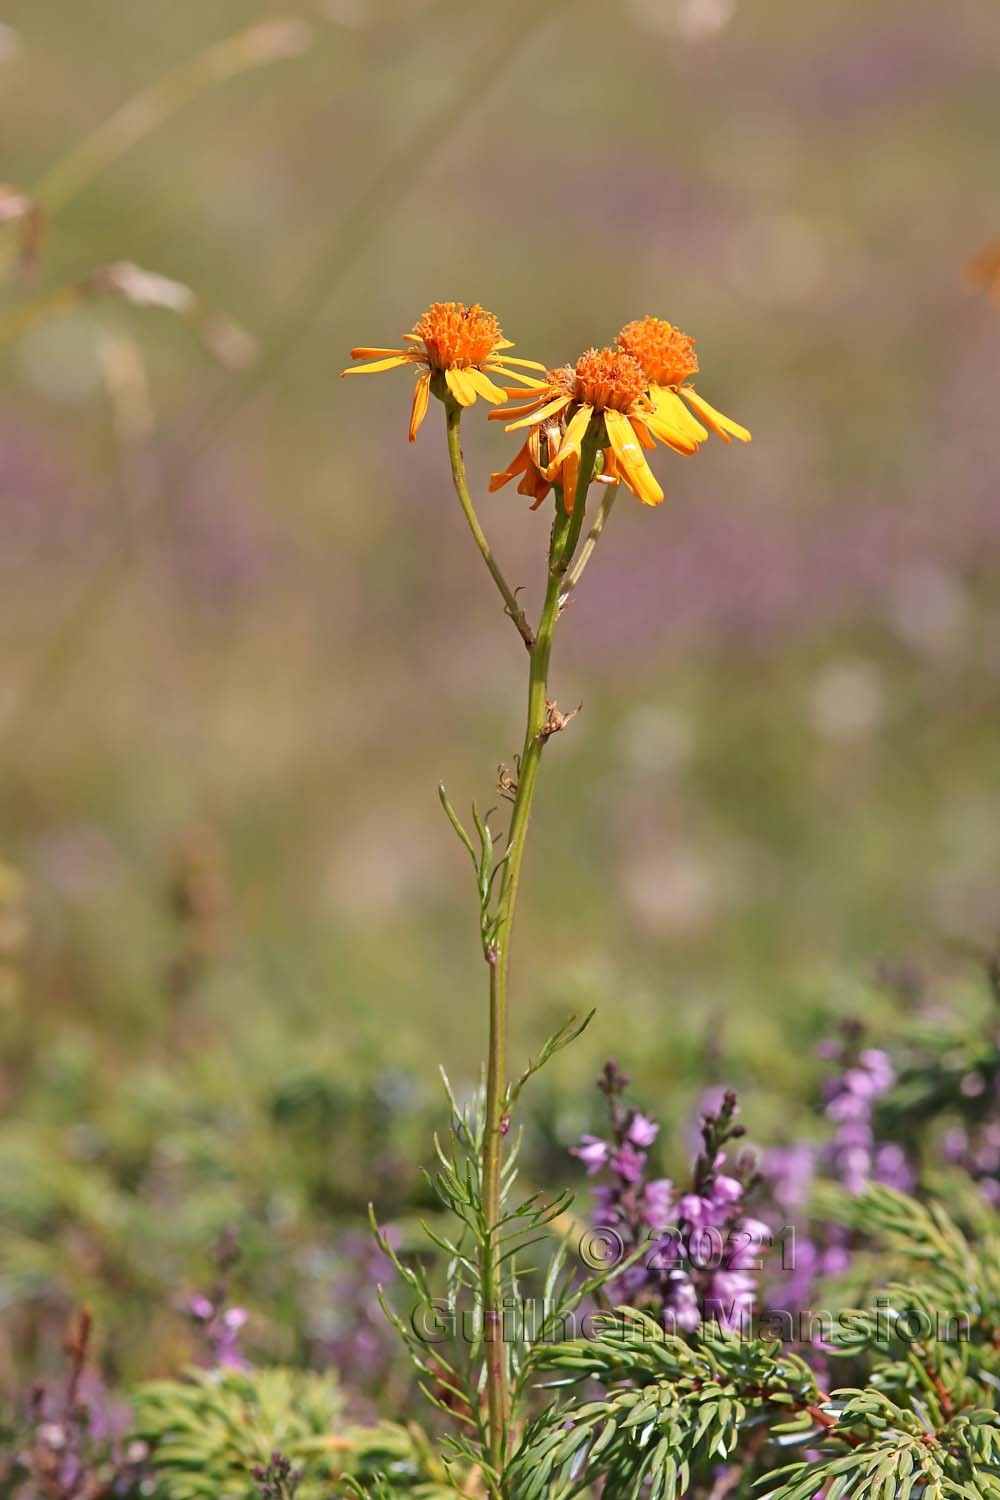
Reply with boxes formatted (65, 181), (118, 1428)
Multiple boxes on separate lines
(2, 0), (1000, 1390)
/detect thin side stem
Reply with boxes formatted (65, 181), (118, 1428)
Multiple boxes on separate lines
(445, 404), (535, 650)
(561, 482), (619, 602)
(35, 21), (312, 214)
(480, 422), (600, 1469)
(0, 286), (81, 347)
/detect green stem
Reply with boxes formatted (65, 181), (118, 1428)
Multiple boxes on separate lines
(0, 285), (81, 346)
(445, 403), (535, 650)
(480, 422), (600, 1470)
(481, 950), (507, 1465)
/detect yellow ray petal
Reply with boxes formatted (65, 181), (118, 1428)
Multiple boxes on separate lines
(494, 355), (547, 369)
(644, 411), (698, 456)
(552, 404), (594, 467)
(464, 368), (508, 404)
(521, 477), (551, 510)
(680, 387), (751, 443)
(493, 374), (551, 395)
(629, 416), (656, 451)
(649, 386), (708, 449)
(505, 394), (571, 431)
(445, 367), (478, 405)
(408, 371), (431, 443)
(560, 452), (581, 513)
(342, 354), (417, 376)
(488, 399), (545, 423)
(605, 410), (664, 506)
(350, 346), (409, 358)
(521, 428), (552, 507)
(487, 365), (553, 387)
(489, 439), (532, 492)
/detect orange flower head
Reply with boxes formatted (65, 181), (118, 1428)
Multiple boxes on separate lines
(492, 314), (750, 513)
(491, 347), (667, 509)
(616, 316), (699, 389)
(571, 347), (649, 412)
(968, 240), (1000, 307)
(616, 311), (750, 450)
(342, 300), (545, 441)
(409, 301), (507, 371)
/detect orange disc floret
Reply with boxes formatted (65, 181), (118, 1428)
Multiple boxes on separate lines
(616, 316), (699, 389)
(572, 347), (649, 412)
(410, 301), (506, 371)
(545, 364), (577, 397)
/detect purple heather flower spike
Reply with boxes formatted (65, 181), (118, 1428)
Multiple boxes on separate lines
(729, 1217), (769, 1269)
(820, 1243), (851, 1276)
(859, 1048), (894, 1091)
(643, 1178), (674, 1231)
(821, 1029), (908, 1199)
(573, 1062), (766, 1338)
(711, 1174), (742, 1205)
(842, 1066), (879, 1098)
(592, 1185), (617, 1226)
(572, 1134), (611, 1175)
(663, 1272), (701, 1333)
(874, 1142), (915, 1192)
(627, 1112), (660, 1148)
(677, 1192), (704, 1225)
(826, 1091), (870, 1123)
(610, 1142), (648, 1183)
(763, 1144), (815, 1211)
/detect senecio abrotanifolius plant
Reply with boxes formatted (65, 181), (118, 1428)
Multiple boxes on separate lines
(343, 301), (752, 1470)
(334, 300), (1000, 1500)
